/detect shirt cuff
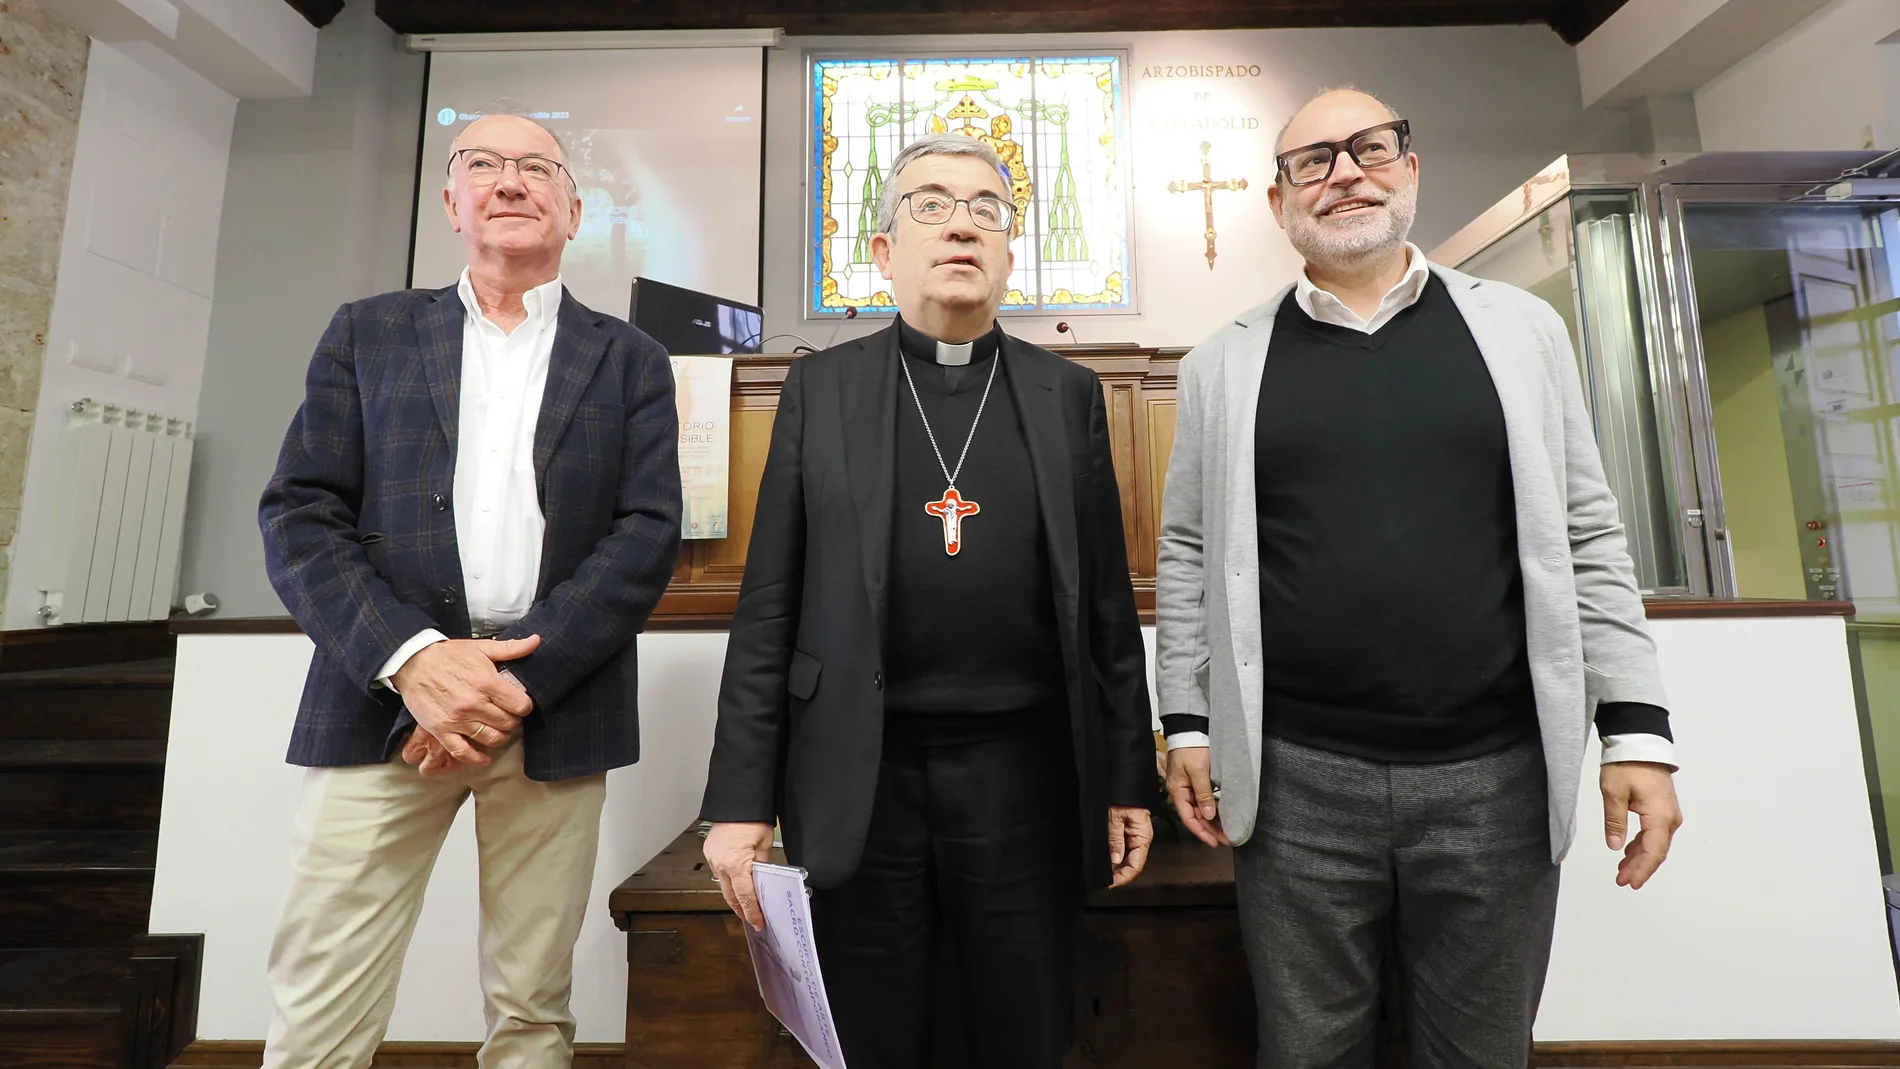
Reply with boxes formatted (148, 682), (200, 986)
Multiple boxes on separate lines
(1165, 731), (1211, 750)
(1601, 733), (1677, 769)
(376, 629), (449, 691)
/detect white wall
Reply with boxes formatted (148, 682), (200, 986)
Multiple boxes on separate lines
(152, 630), (729, 1043)
(3, 40), (235, 628)
(755, 26), (1631, 356)
(1694, 0), (1900, 151)
(1574, 0), (1833, 109)
(38, 0), (317, 98)
(153, 616), (1900, 1043)
(172, 0), (422, 620)
(1541, 616), (1899, 1040)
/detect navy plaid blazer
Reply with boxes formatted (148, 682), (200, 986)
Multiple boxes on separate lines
(259, 284), (682, 781)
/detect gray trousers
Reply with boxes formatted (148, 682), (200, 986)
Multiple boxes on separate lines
(1234, 735), (1561, 1069)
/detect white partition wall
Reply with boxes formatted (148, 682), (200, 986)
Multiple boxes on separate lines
(152, 630), (727, 1042)
(1542, 616), (1899, 1039)
(152, 615), (1900, 1042)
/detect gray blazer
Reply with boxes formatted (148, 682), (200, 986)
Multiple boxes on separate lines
(1153, 263), (1668, 862)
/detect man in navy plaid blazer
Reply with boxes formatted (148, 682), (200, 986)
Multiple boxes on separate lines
(256, 114), (680, 1068)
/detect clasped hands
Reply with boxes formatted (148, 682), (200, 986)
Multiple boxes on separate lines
(393, 635), (540, 778)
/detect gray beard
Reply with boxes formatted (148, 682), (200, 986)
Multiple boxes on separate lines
(1283, 181), (1418, 275)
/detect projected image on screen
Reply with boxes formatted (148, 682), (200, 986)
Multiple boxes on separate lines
(413, 47), (764, 321)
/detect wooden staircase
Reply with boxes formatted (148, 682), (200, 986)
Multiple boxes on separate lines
(0, 625), (198, 1068)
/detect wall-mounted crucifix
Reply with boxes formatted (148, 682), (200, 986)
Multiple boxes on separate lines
(1168, 140), (1249, 270)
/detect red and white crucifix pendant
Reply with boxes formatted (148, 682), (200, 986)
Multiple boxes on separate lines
(924, 487), (980, 555)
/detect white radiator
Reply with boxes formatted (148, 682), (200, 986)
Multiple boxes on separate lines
(38, 399), (194, 625)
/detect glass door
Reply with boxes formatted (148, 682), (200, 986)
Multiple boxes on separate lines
(1459, 191), (1689, 593)
(1669, 192), (1900, 865)
(1674, 200), (1900, 609)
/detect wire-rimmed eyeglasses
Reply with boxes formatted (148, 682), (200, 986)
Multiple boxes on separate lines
(448, 148), (576, 192)
(888, 190), (1016, 233)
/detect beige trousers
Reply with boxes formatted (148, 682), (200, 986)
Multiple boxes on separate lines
(260, 740), (607, 1069)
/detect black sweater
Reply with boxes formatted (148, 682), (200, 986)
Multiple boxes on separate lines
(1161, 277), (1671, 760)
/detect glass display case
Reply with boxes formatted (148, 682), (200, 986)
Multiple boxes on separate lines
(1433, 149), (1900, 868)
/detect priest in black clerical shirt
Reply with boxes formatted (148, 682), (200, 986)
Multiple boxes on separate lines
(699, 133), (1156, 1069)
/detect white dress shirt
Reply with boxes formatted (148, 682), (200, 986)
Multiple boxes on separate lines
(1166, 244), (1675, 768)
(376, 269), (564, 686)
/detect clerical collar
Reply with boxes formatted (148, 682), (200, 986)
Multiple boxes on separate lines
(896, 316), (1001, 367)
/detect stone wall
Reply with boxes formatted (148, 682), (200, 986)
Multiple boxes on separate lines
(0, 0), (86, 615)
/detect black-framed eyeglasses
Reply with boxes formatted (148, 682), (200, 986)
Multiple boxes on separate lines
(1275, 119), (1411, 187)
(890, 190), (1016, 233)
(448, 147), (575, 191)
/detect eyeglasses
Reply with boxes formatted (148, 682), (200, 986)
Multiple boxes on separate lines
(448, 148), (575, 191)
(1275, 119), (1412, 187)
(892, 190), (1016, 233)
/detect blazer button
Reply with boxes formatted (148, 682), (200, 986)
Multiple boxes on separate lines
(440, 589), (457, 605)
(873, 672), (883, 689)
(432, 493), (448, 511)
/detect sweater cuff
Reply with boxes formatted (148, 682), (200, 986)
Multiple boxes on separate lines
(1161, 713), (1210, 738)
(1595, 701), (1672, 741)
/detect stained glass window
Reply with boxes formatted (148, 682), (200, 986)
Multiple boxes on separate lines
(808, 53), (1133, 317)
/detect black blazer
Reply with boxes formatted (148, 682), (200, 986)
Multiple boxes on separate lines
(699, 325), (1154, 889)
(259, 286), (683, 781)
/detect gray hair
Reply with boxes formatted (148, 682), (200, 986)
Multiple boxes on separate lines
(875, 134), (1011, 233)
(1273, 86), (1404, 158)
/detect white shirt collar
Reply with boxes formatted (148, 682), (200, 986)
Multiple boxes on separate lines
(936, 339), (975, 366)
(456, 267), (565, 330)
(1293, 243), (1430, 333)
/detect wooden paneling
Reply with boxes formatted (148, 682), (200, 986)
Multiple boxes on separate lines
(0, 1012), (120, 1069)
(1146, 399), (1178, 566)
(0, 871), (155, 942)
(0, 770), (163, 832)
(373, 0), (1634, 43)
(1071, 909), (1254, 1066)
(657, 346), (1182, 625)
(1641, 598), (1855, 619)
(0, 654), (175, 1069)
(0, 622), (173, 674)
(169, 619), (301, 635)
(1536, 1042), (1900, 1067)
(622, 913), (814, 1067)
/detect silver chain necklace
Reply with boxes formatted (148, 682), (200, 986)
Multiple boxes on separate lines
(899, 347), (998, 556)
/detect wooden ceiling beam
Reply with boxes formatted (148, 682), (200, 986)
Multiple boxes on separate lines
(1546, 0), (1630, 44)
(283, 0), (344, 29)
(373, 0), (1572, 38)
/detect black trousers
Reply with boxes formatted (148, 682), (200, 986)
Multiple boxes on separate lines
(810, 714), (1082, 1069)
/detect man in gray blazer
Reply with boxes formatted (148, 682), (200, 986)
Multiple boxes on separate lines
(1154, 88), (1684, 1068)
